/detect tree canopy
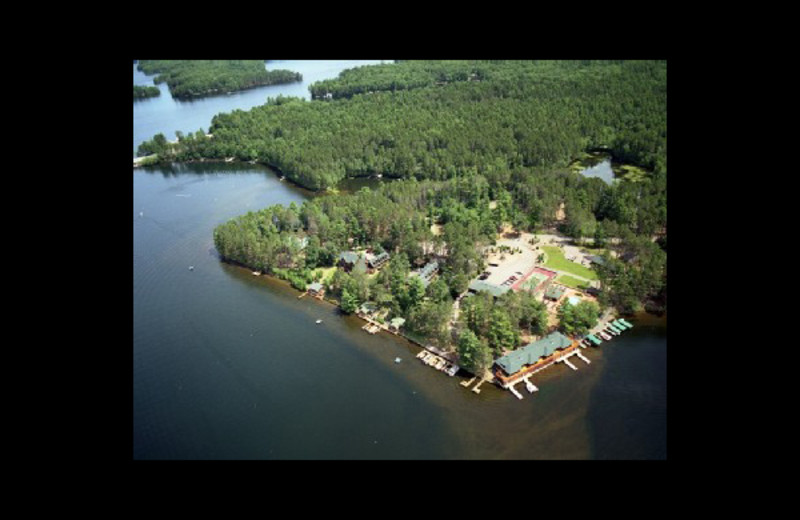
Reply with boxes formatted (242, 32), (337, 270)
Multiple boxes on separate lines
(136, 60), (302, 99)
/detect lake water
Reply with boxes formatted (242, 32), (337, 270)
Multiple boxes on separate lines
(133, 61), (667, 459)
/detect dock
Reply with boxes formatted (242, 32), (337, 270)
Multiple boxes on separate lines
(575, 350), (591, 364)
(561, 357), (578, 370)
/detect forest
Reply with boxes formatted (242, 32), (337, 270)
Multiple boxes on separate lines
(167, 60), (665, 346)
(135, 60), (302, 99)
(139, 60), (665, 191)
(133, 85), (160, 100)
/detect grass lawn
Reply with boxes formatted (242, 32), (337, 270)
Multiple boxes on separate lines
(557, 274), (591, 290)
(541, 245), (598, 280)
(312, 266), (337, 283)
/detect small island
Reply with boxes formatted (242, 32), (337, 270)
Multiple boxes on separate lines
(133, 85), (160, 100)
(136, 60), (302, 100)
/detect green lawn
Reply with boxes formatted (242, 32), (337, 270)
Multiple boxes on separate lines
(312, 266), (337, 283)
(541, 245), (598, 280)
(556, 274), (591, 290)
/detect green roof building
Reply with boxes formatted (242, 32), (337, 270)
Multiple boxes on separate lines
(494, 331), (573, 376)
(468, 279), (510, 298)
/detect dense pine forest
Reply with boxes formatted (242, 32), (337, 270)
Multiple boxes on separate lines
(140, 60), (665, 190)
(133, 85), (160, 100)
(143, 60), (666, 322)
(135, 60), (302, 99)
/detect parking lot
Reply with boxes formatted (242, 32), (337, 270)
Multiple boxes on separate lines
(481, 235), (538, 289)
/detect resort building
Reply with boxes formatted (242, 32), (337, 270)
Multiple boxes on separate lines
(467, 279), (510, 298)
(338, 251), (367, 273)
(494, 331), (578, 388)
(411, 260), (439, 288)
(366, 251), (390, 271)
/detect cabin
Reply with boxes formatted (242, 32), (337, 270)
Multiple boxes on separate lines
(494, 331), (574, 388)
(587, 255), (605, 266)
(307, 282), (324, 297)
(411, 260), (439, 288)
(389, 317), (406, 332)
(358, 302), (379, 317)
(366, 251), (390, 271)
(338, 251), (367, 273)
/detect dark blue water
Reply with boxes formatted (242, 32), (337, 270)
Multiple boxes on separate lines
(133, 61), (667, 459)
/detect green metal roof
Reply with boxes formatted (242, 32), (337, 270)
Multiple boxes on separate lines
(468, 279), (510, 297)
(339, 251), (360, 264)
(544, 284), (566, 300)
(587, 334), (602, 345)
(494, 331), (573, 375)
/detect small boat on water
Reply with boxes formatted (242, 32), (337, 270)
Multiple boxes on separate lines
(252, 271), (260, 276)
(606, 327), (619, 336)
(315, 319), (322, 324)
(395, 357), (402, 363)
(599, 331), (612, 341)
(188, 265), (194, 271)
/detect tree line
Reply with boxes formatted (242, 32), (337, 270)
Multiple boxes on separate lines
(136, 60), (302, 99)
(133, 85), (160, 100)
(139, 60), (665, 192)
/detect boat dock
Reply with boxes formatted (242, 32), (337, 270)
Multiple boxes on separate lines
(417, 349), (460, 376)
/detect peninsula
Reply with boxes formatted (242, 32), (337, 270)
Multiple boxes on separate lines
(138, 60), (667, 398)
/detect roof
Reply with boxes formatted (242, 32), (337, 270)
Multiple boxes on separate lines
(419, 260), (439, 278)
(368, 251), (390, 267)
(339, 251), (360, 264)
(468, 279), (510, 297)
(544, 284), (566, 300)
(359, 302), (378, 314)
(588, 255), (605, 265)
(494, 331), (573, 375)
(307, 282), (323, 292)
(390, 317), (406, 328)
(411, 261), (440, 288)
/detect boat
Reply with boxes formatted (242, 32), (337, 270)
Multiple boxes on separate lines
(188, 265), (194, 271)
(252, 271), (260, 276)
(315, 319), (322, 324)
(599, 331), (612, 341)
(395, 357), (402, 363)
(606, 326), (619, 336)
(525, 380), (538, 393)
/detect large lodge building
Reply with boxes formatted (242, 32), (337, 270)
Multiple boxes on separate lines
(493, 331), (581, 388)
